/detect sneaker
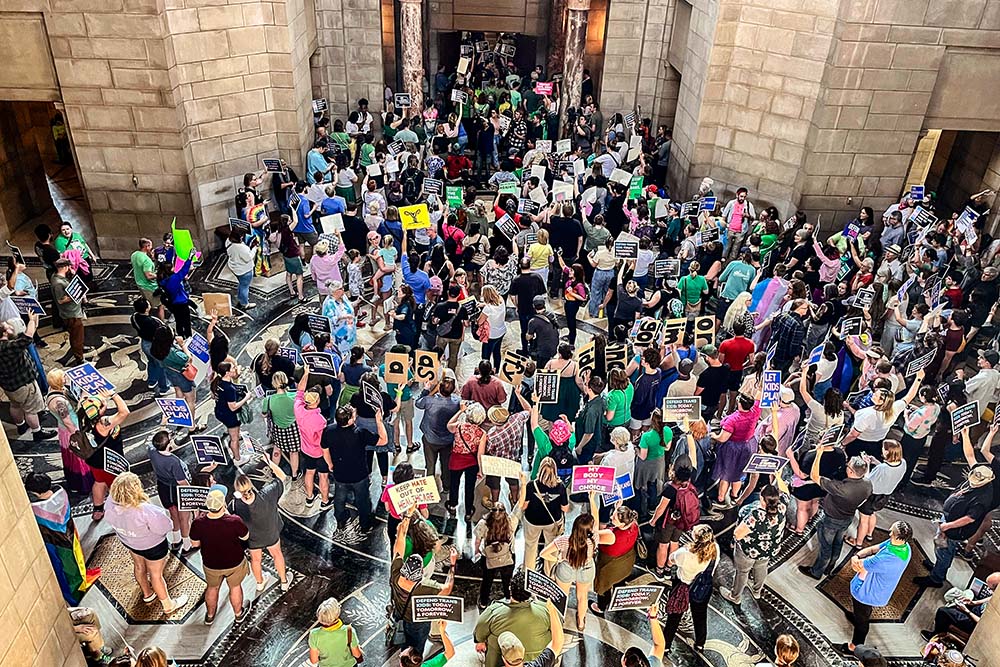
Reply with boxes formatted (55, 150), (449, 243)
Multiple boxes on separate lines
(319, 498), (334, 511)
(957, 549), (976, 562)
(280, 572), (294, 592)
(204, 612), (216, 625)
(234, 604), (251, 623)
(15, 421), (29, 436)
(147, 381), (158, 390)
(255, 574), (272, 593)
(157, 387), (173, 397)
(244, 302), (257, 310)
(719, 587), (741, 605)
(920, 630), (935, 642)
(142, 592), (158, 604)
(305, 494), (317, 506)
(164, 594), (189, 615)
(654, 567), (667, 581)
(32, 429), (57, 442)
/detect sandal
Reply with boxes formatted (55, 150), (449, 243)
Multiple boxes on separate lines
(92, 504), (105, 522)
(589, 602), (604, 615)
(577, 615), (586, 632)
(406, 441), (421, 454)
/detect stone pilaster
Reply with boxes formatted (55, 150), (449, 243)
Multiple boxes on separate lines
(399, 0), (425, 115)
(546, 0), (568, 76)
(558, 0), (590, 135)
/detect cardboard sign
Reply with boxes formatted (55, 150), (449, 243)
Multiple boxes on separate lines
(387, 475), (440, 509)
(177, 486), (211, 512)
(498, 115), (511, 133)
(66, 363), (115, 397)
(656, 318), (685, 346)
(607, 585), (663, 612)
(65, 274), (88, 304)
(526, 569), (567, 613)
(807, 343), (825, 367)
(605, 343), (628, 371)
(905, 349), (935, 377)
(498, 350), (529, 385)
(192, 435), (228, 465)
(662, 396), (701, 422)
(952, 401), (980, 433)
(308, 314), (332, 336)
(601, 473), (635, 506)
(11, 296), (44, 315)
(450, 89), (468, 105)
(498, 180), (519, 194)
(411, 596), (463, 623)
(693, 316), (716, 347)
(760, 370), (781, 408)
(303, 351), (337, 377)
(535, 371), (560, 404)
(446, 186), (463, 209)
(320, 213), (345, 233)
(399, 203), (431, 230)
(634, 318), (661, 348)
(571, 465), (617, 493)
(840, 317), (864, 337)
(534, 82), (553, 96)
(551, 180), (573, 202)
(311, 98), (328, 113)
(387, 141), (405, 158)
(262, 158), (283, 172)
(394, 93), (411, 108)
(102, 448), (130, 476)
(576, 340), (597, 372)
(203, 292), (233, 317)
(743, 453), (788, 475)
(384, 352), (410, 385)
(423, 179), (444, 196)
(414, 350), (440, 383)
(614, 240), (639, 259)
(157, 397), (194, 428)
(481, 455), (522, 479)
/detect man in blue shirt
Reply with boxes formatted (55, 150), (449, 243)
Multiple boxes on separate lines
(306, 143), (334, 184)
(292, 182), (320, 246)
(839, 521), (912, 655)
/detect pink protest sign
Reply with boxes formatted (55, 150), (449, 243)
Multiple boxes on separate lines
(535, 82), (553, 95)
(571, 465), (617, 493)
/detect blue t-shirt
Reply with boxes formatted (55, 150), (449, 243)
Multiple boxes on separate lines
(320, 197), (345, 216)
(850, 540), (911, 606)
(296, 198), (316, 234)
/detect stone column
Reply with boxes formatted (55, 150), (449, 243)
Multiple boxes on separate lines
(399, 0), (425, 115)
(558, 0), (590, 137)
(545, 0), (568, 78)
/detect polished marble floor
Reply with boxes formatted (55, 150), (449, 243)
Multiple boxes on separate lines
(3, 253), (993, 667)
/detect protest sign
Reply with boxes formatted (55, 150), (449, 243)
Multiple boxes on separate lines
(534, 82), (553, 96)
(952, 401), (980, 433)
(535, 140), (553, 153)
(450, 89), (468, 105)
(576, 340), (597, 372)
(384, 352), (410, 385)
(498, 350), (529, 385)
(526, 569), (568, 613)
(414, 350), (440, 383)
(693, 316), (716, 347)
(103, 449), (130, 476)
(610, 168), (632, 187)
(614, 240), (639, 259)
(840, 317), (864, 337)
(956, 206), (979, 232)
(411, 596), (463, 623)
(660, 318), (687, 346)
(394, 92), (412, 108)
(743, 454), (788, 475)
(601, 473), (635, 505)
(854, 287), (875, 309)
(495, 214), (519, 239)
(807, 343), (825, 367)
(66, 363), (115, 397)
(277, 347), (300, 364)
(311, 98), (328, 113)
(320, 213), (345, 233)
(628, 176), (644, 200)
(896, 275), (916, 303)
(475, 40), (489, 53)
(552, 180), (573, 202)
(203, 293), (233, 317)
(481, 455), (522, 479)
(760, 371), (781, 409)
(156, 397), (194, 428)
(446, 186), (463, 209)
(910, 184), (924, 201)
(555, 138), (571, 154)
(662, 396), (701, 422)
(535, 371), (560, 404)
(699, 196), (717, 212)
(937, 382), (950, 403)
(497, 43), (516, 57)
(229, 217), (251, 233)
(66, 274), (88, 304)
(911, 205), (936, 228)
(498, 115), (511, 133)
(11, 296), (44, 315)
(308, 314), (332, 336)
(262, 158), (283, 172)
(528, 186), (548, 205)
(186, 332), (211, 385)
(303, 352), (337, 378)
(518, 198), (541, 216)
(362, 381), (382, 411)
(905, 349), (935, 377)
(571, 466), (617, 493)
(818, 424), (844, 448)
(423, 179), (443, 196)
(653, 258), (680, 280)
(680, 201), (698, 218)
(607, 585), (663, 612)
(387, 476), (440, 508)
(457, 56), (471, 75)
(5, 241), (25, 265)
(605, 343), (628, 370)
(699, 226), (720, 245)
(178, 486), (212, 512)
(498, 179), (519, 195)
(192, 435), (228, 465)
(634, 318), (661, 347)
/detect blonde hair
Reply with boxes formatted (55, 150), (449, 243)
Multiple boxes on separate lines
(134, 647), (169, 667)
(537, 457), (559, 487)
(234, 473), (253, 495)
(774, 634), (799, 666)
(109, 473), (149, 508)
(610, 426), (631, 450)
(482, 285), (502, 306)
(317, 597), (342, 626)
(722, 291), (751, 333)
(314, 240), (330, 255)
(272, 371), (289, 390)
(536, 228), (549, 245)
(47, 368), (66, 391)
(688, 524), (717, 563)
(883, 439), (902, 464)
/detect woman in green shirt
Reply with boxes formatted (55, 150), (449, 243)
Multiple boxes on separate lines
(329, 119), (352, 154)
(676, 261), (708, 316)
(308, 597), (363, 667)
(604, 368), (634, 429)
(634, 408), (672, 519)
(262, 371), (300, 479)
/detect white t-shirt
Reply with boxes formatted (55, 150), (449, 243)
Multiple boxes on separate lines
(601, 447), (635, 479)
(483, 303), (507, 339)
(226, 241), (255, 276)
(805, 398), (845, 436)
(671, 546), (713, 584)
(866, 461), (905, 495)
(852, 400), (906, 441)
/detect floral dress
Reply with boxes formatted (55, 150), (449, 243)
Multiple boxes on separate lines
(323, 295), (356, 356)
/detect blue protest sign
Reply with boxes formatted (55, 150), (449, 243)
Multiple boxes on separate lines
(11, 296), (44, 315)
(156, 397), (194, 428)
(188, 332), (210, 365)
(698, 196), (717, 212)
(845, 223), (860, 240)
(601, 473), (635, 506)
(743, 453), (787, 475)
(277, 347), (301, 364)
(807, 343), (825, 367)
(65, 363), (115, 397)
(760, 370), (781, 408)
(192, 436), (228, 464)
(896, 275), (915, 303)
(765, 343), (777, 369)
(910, 184), (924, 201)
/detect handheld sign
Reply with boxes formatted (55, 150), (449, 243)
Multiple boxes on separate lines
(303, 351), (337, 378)
(384, 352), (410, 385)
(840, 317), (864, 337)
(157, 398), (194, 428)
(911, 205), (936, 228)
(534, 140), (553, 154)
(457, 56), (471, 75)
(556, 139), (571, 154)
(743, 454), (788, 475)
(277, 347), (301, 364)
(394, 93), (412, 108)
(262, 158), (283, 172)
(614, 240), (639, 260)
(411, 596), (463, 623)
(450, 89), (468, 105)
(423, 179), (444, 196)
(362, 381), (382, 412)
(952, 401), (980, 433)
(535, 371), (560, 404)
(192, 435), (229, 465)
(551, 180), (573, 202)
(576, 340), (597, 372)
(102, 449), (130, 476)
(818, 424), (844, 448)
(203, 293), (233, 317)
(610, 168), (632, 187)
(699, 196), (717, 212)
(760, 370), (781, 409)
(699, 226), (720, 245)
(807, 343), (825, 367)
(498, 350), (529, 385)
(660, 318), (687, 346)
(896, 275), (916, 303)
(177, 486), (211, 512)
(606, 343), (628, 371)
(498, 180), (519, 195)
(498, 115), (512, 133)
(526, 570), (568, 613)
(653, 259), (680, 280)
(320, 213), (345, 233)
(387, 140), (404, 157)
(534, 82), (553, 96)
(910, 184), (924, 201)
(11, 296), (44, 315)
(65, 274), (88, 304)
(634, 318), (661, 347)
(905, 349), (935, 377)
(308, 314), (332, 336)
(607, 585), (663, 612)
(693, 316), (716, 347)
(662, 396), (701, 422)
(854, 287), (875, 309)
(186, 332), (211, 385)
(601, 473), (635, 506)
(413, 350), (440, 383)
(66, 363), (115, 397)
(399, 204), (431, 230)
(481, 455), (522, 479)
(311, 98), (328, 113)
(937, 382), (950, 403)
(387, 475), (440, 508)
(446, 186), (463, 209)
(518, 199), (541, 216)
(571, 465), (617, 493)
(475, 40), (489, 53)
(6, 241), (25, 265)
(229, 217), (251, 233)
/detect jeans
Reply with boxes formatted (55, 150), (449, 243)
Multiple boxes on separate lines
(810, 515), (853, 577)
(731, 543), (769, 601)
(236, 270), (253, 307)
(448, 465), (479, 514)
(423, 440), (451, 493)
(518, 312), (532, 354)
(333, 477), (373, 530)
(480, 561), (514, 606)
(930, 536), (961, 584)
(141, 339), (168, 392)
(401, 618), (430, 652)
(588, 268), (614, 317)
(852, 597), (872, 646)
(482, 336), (503, 369)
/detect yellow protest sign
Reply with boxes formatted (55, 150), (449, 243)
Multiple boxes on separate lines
(399, 203), (431, 230)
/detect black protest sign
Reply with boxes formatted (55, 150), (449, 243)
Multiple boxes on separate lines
(699, 226), (720, 245)
(394, 93), (412, 108)
(498, 350), (529, 385)
(303, 352), (336, 377)
(634, 318), (661, 347)
(576, 340), (597, 372)
(693, 316), (715, 347)
(362, 381), (382, 411)
(411, 595), (463, 622)
(5, 241), (25, 265)
(840, 317), (864, 337)
(384, 352), (410, 385)
(262, 158), (283, 172)
(819, 424), (844, 448)
(103, 449), (130, 476)
(854, 287), (875, 309)
(311, 98), (328, 113)
(653, 258), (680, 279)
(229, 217), (251, 233)
(535, 371), (560, 404)
(606, 343), (628, 370)
(177, 486), (211, 512)
(911, 205), (936, 229)
(192, 435), (229, 465)
(496, 214), (519, 239)
(423, 178), (443, 196)
(614, 240), (639, 259)
(661, 396), (701, 422)
(680, 201), (698, 218)
(388, 140), (405, 157)
(475, 40), (489, 53)
(937, 382), (950, 403)
(66, 274), (89, 304)
(607, 585), (663, 612)
(518, 199), (541, 216)
(905, 349), (935, 377)
(451, 89), (468, 105)
(661, 318), (687, 346)
(526, 569), (567, 613)
(952, 401), (980, 433)
(414, 350), (440, 383)
(308, 314), (331, 336)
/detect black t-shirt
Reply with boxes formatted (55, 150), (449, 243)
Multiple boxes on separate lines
(696, 363), (731, 407)
(350, 388), (396, 419)
(342, 215), (369, 254)
(525, 648), (557, 667)
(510, 273), (546, 317)
(527, 313), (559, 358)
(788, 242), (812, 268)
(524, 480), (568, 525)
(432, 300), (469, 339)
(130, 313), (164, 342)
(548, 216), (584, 260)
(34, 241), (61, 272)
(613, 289), (643, 322)
(324, 424), (377, 483)
(254, 353), (296, 390)
(943, 484), (994, 539)
(655, 483), (678, 528)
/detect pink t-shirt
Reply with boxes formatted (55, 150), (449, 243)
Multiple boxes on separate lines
(728, 201), (745, 233)
(721, 403), (762, 443)
(294, 390), (326, 458)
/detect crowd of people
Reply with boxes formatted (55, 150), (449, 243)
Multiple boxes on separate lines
(3, 52), (998, 667)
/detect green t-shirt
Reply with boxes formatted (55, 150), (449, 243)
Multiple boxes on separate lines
(379, 363), (413, 401)
(423, 653), (448, 667)
(678, 274), (708, 305)
(263, 390), (296, 428)
(604, 384), (634, 427)
(359, 143), (375, 167)
(131, 250), (158, 291)
(308, 622), (358, 667)
(530, 426), (577, 478)
(639, 428), (671, 460)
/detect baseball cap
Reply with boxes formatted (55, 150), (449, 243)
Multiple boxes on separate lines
(969, 465), (995, 488)
(399, 554), (425, 582)
(205, 489), (226, 513)
(532, 295), (547, 309)
(979, 349), (1000, 367)
(497, 632), (525, 665)
(678, 358), (695, 378)
(700, 343), (718, 357)
(487, 406), (510, 425)
(853, 645), (887, 667)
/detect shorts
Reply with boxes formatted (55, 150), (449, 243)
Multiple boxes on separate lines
(629, 417), (651, 430)
(554, 560), (596, 585)
(296, 232), (320, 247)
(302, 453), (330, 473)
(204, 559), (249, 589)
(140, 288), (162, 308)
(727, 369), (744, 391)
(397, 398), (414, 423)
(91, 465), (118, 486)
(654, 522), (683, 545)
(380, 273), (394, 293)
(8, 382), (45, 415)
(164, 367), (194, 393)
(157, 481), (179, 509)
(125, 539), (169, 561)
(485, 474), (521, 491)
(858, 493), (890, 515)
(284, 256), (304, 275)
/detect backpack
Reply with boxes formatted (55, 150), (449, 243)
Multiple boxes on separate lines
(402, 173), (421, 202)
(549, 443), (577, 481)
(688, 558), (717, 603)
(443, 227), (462, 260)
(667, 482), (701, 531)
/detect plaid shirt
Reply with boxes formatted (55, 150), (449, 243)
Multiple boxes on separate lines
(770, 312), (806, 363)
(486, 411), (530, 461)
(0, 334), (37, 393)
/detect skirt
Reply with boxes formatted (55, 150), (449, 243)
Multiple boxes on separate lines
(712, 440), (752, 483)
(791, 480), (826, 502)
(59, 430), (94, 496)
(338, 383), (360, 408)
(335, 185), (357, 205)
(594, 549), (636, 595)
(634, 456), (665, 491)
(271, 422), (301, 454)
